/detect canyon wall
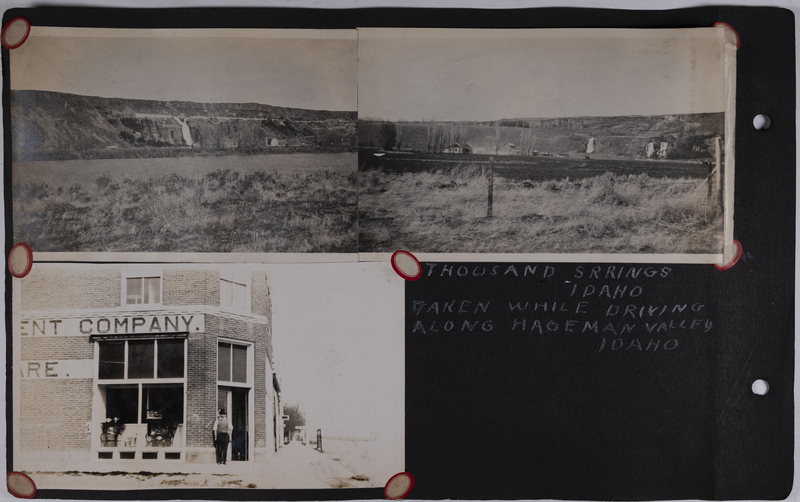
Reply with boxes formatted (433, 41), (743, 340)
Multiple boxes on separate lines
(12, 90), (357, 161)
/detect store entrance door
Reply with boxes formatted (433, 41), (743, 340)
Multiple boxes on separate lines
(231, 389), (248, 461)
(218, 387), (249, 461)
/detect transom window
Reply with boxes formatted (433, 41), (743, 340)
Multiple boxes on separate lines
(99, 339), (185, 380)
(218, 342), (248, 383)
(126, 277), (161, 305)
(220, 279), (247, 310)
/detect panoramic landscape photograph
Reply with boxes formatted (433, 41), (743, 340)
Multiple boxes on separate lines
(357, 28), (732, 258)
(11, 28), (357, 254)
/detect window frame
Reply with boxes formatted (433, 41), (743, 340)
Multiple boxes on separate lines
(93, 338), (188, 455)
(96, 338), (186, 383)
(219, 270), (251, 313)
(98, 340), (126, 380)
(100, 384), (185, 426)
(220, 278), (248, 311)
(121, 268), (163, 308)
(216, 339), (254, 388)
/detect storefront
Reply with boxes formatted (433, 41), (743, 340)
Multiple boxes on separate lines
(13, 265), (283, 469)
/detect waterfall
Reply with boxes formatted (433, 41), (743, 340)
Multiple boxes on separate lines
(585, 137), (595, 154)
(174, 117), (193, 147)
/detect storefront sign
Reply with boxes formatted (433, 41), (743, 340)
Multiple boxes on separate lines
(20, 314), (205, 337)
(19, 359), (93, 379)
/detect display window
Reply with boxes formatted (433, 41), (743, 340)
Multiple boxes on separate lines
(95, 338), (186, 459)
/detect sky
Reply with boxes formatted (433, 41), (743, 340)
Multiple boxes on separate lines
(9, 26), (729, 119)
(266, 262), (404, 447)
(358, 28), (729, 122)
(9, 27), (357, 111)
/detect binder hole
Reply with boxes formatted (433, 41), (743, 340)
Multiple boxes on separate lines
(753, 114), (771, 130)
(751, 379), (769, 396)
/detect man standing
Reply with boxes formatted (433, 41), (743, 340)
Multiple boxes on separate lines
(213, 409), (234, 465)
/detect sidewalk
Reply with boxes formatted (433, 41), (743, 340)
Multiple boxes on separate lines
(23, 441), (375, 491)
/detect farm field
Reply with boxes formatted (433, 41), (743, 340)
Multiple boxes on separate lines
(359, 151), (711, 180)
(358, 155), (723, 255)
(13, 154), (357, 253)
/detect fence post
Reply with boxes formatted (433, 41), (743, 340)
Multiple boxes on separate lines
(706, 137), (721, 205)
(487, 156), (494, 218)
(317, 429), (323, 452)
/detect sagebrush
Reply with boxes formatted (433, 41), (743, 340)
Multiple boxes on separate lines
(14, 168), (357, 252)
(358, 168), (723, 254)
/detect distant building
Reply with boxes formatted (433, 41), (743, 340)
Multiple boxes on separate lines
(497, 142), (519, 156)
(442, 143), (470, 154)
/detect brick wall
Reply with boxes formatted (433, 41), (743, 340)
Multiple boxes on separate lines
(186, 331), (217, 448)
(258, 323), (273, 384)
(163, 270), (219, 307)
(22, 268), (120, 310)
(19, 379), (92, 451)
(20, 336), (93, 361)
(251, 271), (268, 318)
(22, 268), (224, 310)
(251, 271), (273, 366)
(186, 315), (269, 450)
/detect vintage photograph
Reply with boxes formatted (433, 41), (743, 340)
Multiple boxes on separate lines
(11, 262), (403, 489)
(10, 28), (358, 255)
(357, 28), (735, 261)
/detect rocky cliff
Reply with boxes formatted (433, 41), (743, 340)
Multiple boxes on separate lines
(11, 90), (357, 161)
(360, 112), (724, 160)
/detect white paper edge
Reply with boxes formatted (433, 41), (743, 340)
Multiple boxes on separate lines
(361, 252), (723, 264)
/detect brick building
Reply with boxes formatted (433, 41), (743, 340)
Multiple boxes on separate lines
(13, 264), (283, 469)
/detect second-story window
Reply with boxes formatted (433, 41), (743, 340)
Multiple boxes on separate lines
(220, 278), (247, 310)
(126, 277), (161, 305)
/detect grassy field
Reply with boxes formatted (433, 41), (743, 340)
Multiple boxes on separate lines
(14, 168), (357, 253)
(358, 164), (723, 254)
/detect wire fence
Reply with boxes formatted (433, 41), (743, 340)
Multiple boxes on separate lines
(361, 153), (724, 219)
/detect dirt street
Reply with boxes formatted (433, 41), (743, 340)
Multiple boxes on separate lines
(24, 440), (374, 491)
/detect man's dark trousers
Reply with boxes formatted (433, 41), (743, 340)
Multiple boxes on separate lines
(216, 433), (230, 464)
